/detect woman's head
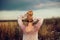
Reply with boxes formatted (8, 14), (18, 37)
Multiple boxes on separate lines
(26, 10), (33, 21)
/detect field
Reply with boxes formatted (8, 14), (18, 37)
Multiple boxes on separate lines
(0, 18), (60, 40)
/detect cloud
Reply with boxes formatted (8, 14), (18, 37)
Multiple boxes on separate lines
(0, 0), (60, 11)
(33, 2), (60, 9)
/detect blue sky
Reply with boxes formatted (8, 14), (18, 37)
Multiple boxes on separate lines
(0, 0), (60, 11)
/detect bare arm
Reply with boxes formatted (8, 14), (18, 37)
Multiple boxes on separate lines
(18, 15), (33, 33)
(17, 15), (26, 32)
(34, 18), (44, 32)
(24, 18), (44, 33)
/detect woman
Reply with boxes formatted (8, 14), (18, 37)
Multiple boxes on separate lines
(18, 10), (43, 40)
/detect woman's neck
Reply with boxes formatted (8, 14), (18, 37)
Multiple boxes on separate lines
(28, 22), (33, 26)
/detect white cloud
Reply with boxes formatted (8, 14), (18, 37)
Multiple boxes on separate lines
(33, 2), (60, 9)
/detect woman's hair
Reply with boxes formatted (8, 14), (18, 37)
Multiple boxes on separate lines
(22, 10), (39, 26)
(27, 10), (33, 15)
(22, 19), (39, 26)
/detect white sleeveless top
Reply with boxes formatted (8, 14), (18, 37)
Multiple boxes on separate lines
(23, 31), (38, 40)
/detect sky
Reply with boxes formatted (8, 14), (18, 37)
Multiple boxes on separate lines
(0, 0), (60, 10)
(0, 0), (60, 20)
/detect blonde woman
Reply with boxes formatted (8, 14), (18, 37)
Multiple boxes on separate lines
(18, 10), (43, 40)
